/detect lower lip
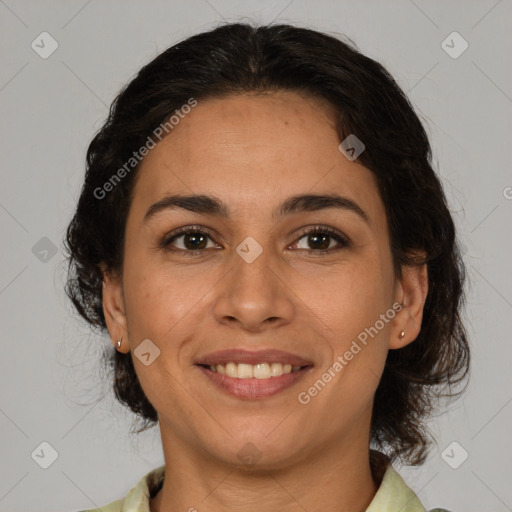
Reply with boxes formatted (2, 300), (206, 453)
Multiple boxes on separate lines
(196, 365), (313, 399)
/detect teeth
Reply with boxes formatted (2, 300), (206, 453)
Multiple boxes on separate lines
(238, 363), (253, 379)
(207, 362), (304, 379)
(225, 362), (237, 378)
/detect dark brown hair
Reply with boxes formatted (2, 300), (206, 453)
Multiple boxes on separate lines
(64, 22), (470, 465)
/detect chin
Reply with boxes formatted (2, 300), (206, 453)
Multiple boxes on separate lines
(205, 426), (307, 471)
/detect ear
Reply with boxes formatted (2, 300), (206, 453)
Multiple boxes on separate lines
(389, 253), (429, 350)
(101, 264), (129, 353)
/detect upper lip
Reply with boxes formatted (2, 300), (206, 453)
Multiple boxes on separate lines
(196, 349), (314, 367)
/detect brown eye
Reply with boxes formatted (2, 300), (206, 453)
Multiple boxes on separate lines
(292, 226), (350, 255)
(161, 224), (349, 257)
(176, 232), (210, 251)
(161, 226), (218, 255)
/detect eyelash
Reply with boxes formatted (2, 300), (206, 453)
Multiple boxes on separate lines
(160, 224), (350, 257)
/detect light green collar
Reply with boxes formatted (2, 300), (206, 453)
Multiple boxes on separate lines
(83, 460), (429, 512)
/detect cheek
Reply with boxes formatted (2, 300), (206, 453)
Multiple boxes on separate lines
(304, 280), (391, 419)
(320, 253), (393, 331)
(122, 259), (180, 337)
(122, 255), (221, 345)
(315, 251), (392, 382)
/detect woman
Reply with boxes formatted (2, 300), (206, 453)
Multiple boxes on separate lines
(65, 22), (469, 512)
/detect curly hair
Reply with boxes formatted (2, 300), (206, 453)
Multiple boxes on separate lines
(63, 22), (470, 466)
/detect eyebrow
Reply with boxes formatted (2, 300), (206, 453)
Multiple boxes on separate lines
(144, 193), (369, 224)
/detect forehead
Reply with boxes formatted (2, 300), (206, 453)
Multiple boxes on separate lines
(130, 92), (384, 224)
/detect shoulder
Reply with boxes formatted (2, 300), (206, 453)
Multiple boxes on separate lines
(74, 498), (123, 512)
(73, 464), (165, 512)
(367, 452), (452, 512)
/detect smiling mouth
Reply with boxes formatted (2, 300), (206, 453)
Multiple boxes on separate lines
(196, 362), (314, 400)
(198, 361), (310, 379)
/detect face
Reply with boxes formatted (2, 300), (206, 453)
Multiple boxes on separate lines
(103, 91), (426, 470)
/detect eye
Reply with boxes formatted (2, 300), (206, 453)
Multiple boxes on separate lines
(161, 226), (219, 255)
(291, 225), (350, 255)
(161, 224), (350, 256)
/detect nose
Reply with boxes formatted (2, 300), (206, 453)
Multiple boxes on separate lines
(211, 240), (295, 333)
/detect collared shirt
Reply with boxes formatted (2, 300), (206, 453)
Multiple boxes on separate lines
(77, 457), (449, 511)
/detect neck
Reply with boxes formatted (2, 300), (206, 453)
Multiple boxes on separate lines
(150, 428), (382, 512)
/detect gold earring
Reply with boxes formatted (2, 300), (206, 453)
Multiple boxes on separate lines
(399, 331), (405, 339)
(116, 337), (123, 350)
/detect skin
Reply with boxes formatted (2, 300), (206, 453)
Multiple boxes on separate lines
(102, 91), (428, 512)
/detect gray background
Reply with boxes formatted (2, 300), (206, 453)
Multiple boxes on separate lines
(1, 0), (511, 511)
